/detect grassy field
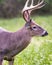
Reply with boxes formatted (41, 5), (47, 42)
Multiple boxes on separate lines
(0, 15), (52, 65)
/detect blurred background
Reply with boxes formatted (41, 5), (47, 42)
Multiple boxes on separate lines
(0, 0), (52, 18)
(0, 0), (52, 65)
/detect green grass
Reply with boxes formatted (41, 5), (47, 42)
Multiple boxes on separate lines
(0, 15), (52, 65)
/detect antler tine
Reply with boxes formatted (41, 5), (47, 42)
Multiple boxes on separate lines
(31, 0), (33, 6)
(31, 0), (45, 11)
(24, 0), (29, 8)
(22, 0), (29, 13)
(22, 0), (45, 14)
(35, 3), (45, 9)
(28, 0), (34, 14)
(28, 0), (45, 14)
(30, 0), (44, 9)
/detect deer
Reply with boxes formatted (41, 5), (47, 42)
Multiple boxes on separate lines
(0, 0), (48, 65)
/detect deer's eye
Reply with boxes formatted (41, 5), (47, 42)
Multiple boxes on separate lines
(33, 27), (36, 29)
(32, 26), (37, 30)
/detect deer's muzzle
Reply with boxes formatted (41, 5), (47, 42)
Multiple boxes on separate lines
(41, 31), (48, 37)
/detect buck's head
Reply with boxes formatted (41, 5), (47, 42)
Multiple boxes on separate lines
(22, 0), (48, 37)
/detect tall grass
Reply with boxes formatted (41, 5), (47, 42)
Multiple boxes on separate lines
(0, 15), (52, 65)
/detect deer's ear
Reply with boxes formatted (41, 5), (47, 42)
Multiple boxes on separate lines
(25, 22), (31, 29)
(23, 11), (30, 22)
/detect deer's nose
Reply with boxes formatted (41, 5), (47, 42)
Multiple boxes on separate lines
(42, 31), (48, 37)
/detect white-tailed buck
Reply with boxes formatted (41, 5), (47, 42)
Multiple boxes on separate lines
(0, 0), (48, 65)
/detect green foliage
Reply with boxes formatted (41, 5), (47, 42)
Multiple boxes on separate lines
(0, 15), (52, 65)
(0, 0), (3, 3)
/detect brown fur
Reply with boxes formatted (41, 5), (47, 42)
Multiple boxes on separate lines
(0, 26), (31, 61)
(0, 21), (48, 63)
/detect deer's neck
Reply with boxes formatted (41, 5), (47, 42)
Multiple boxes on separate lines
(11, 27), (32, 49)
(8, 27), (31, 56)
(14, 27), (31, 42)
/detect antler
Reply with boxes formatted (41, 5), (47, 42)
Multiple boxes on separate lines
(22, 0), (45, 14)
